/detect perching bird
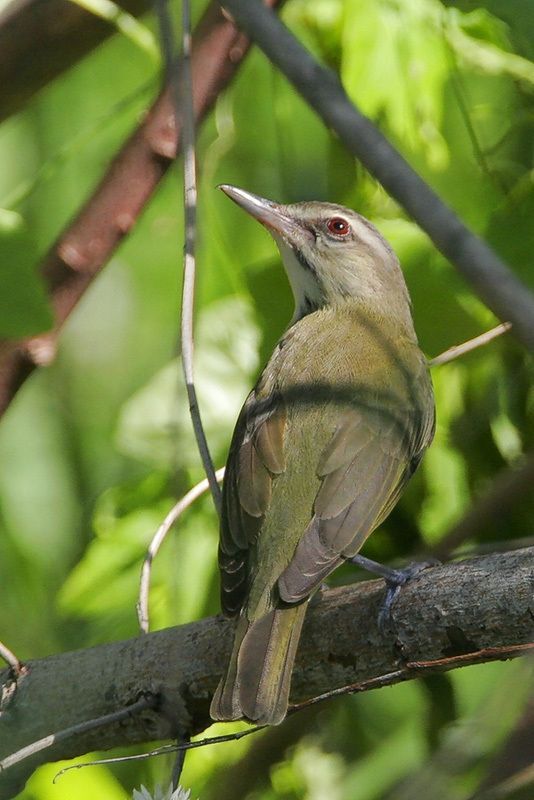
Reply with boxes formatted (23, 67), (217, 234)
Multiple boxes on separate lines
(210, 185), (435, 726)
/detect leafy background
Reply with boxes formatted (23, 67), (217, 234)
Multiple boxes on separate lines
(1, 0), (533, 797)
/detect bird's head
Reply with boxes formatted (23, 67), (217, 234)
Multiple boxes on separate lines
(219, 184), (412, 325)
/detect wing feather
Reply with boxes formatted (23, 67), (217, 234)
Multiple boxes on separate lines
(219, 391), (287, 617)
(278, 402), (432, 602)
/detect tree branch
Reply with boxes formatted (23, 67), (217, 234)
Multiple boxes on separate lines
(0, 0), (151, 123)
(0, 0), (282, 418)
(219, 0), (534, 351)
(1, 547), (532, 799)
(428, 322), (512, 366)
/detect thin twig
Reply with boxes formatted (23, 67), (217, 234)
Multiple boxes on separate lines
(171, 741), (188, 792)
(54, 725), (265, 779)
(3, 548), (531, 786)
(0, 641), (23, 677)
(52, 642), (533, 781)
(179, 0), (222, 515)
(154, 0), (222, 515)
(137, 466), (225, 633)
(428, 322), (512, 366)
(290, 642), (534, 715)
(0, 694), (156, 772)
(218, 0), (534, 351)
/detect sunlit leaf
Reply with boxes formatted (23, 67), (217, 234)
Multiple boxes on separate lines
(70, 0), (159, 60)
(116, 296), (260, 469)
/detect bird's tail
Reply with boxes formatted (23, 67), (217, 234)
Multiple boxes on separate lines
(210, 603), (307, 726)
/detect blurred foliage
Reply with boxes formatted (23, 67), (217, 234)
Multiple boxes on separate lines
(1, 0), (533, 798)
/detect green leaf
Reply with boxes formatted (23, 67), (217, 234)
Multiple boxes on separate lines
(0, 210), (52, 337)
(447, 8), (534, 87)
(116, 296), (260, 469)
(341, 0), (450, 169)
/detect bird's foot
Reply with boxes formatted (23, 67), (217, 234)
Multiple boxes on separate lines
(309, 582), (330, 607)
(349, 554), (440, 630)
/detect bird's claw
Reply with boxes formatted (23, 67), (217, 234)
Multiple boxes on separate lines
(349, 555), (440, 630)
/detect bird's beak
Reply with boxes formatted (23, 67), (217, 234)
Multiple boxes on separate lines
(219, 184), (306, 242)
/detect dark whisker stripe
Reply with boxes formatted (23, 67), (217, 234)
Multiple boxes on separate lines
(294, 248), (317, 275)
(299, 295), (320, 317)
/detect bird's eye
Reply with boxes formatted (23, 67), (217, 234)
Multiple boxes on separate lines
(326, 217), (350, 236)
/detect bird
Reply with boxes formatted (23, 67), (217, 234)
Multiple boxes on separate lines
(210, 185), (435, 726)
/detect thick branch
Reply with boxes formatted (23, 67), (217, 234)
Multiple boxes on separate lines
(0, 0), (150, 123)
(1, 547), (532, 798)
(0, 0), (281, 418)
(220, 0), (534, 351)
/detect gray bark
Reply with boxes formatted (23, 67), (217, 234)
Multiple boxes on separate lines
(1, 547), (533, 799)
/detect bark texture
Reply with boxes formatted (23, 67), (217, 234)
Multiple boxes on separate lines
(1, 547), (533, 798)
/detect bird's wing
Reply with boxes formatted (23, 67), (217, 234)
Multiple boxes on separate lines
(219, 390), (286, 616)
(278, 399), (435, 604)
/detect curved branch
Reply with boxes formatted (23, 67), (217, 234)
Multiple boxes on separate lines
(1, 547), (532, 799)
(0, 0), (283, 418)
(137, 468), (225, 633)
(219, 0), (534, 351)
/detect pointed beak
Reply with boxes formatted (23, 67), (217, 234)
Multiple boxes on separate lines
(219, 184), (306, 242)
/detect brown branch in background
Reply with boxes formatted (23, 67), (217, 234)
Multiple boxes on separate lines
(211, 705), (323, 800)
(0, 0), (282, 418)
(470, 700), (534, 800)
(1, 546), (532, 799)
(474, 765), (534, 800)
(432, 450), (534, 560)
(219, 0), (534, 351)
(0, 0), (151, 123)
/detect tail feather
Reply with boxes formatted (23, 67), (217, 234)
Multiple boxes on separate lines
(210, 603), (306, 726)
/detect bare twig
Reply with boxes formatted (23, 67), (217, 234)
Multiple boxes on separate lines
(0, 641), (23, 677)
(291, 643), (534, 715)
(0, 0), (283, 418)
(177, 0), (222, 513)
(54, 724), (264, 779)
(52, 642), (533, 780)
(0, 694), (156, 772)
(171, 742), (188, 793)
(218, 0), (534, 351)
(428, 322), (512, 366)
(137, 467), (225, 633)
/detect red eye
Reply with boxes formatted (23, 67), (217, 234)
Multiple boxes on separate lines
(326, 217), (350, 236)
